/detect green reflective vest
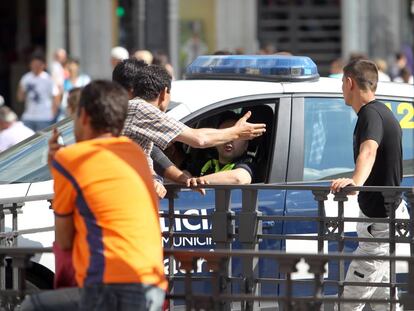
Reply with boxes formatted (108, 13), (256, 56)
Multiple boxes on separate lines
(200, 159), (235, 176)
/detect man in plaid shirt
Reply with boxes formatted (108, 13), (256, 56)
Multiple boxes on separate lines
(120, 64), (266, 197)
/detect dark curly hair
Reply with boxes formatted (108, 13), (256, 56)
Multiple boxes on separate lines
(132, 65), (172, 101)
(78, 80), (129, 136)
(112, 58), (148, 91)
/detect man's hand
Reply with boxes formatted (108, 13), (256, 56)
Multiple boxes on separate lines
(48, 128), (64, 166)
(153, 180), (167, 198)
(330, 178), (357, 195)
(186, 176), (209, 196)
(234, 111), (266, 140)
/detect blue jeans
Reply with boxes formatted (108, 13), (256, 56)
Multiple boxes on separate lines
(20, 283), (165, 311)
(23, 120), (54, 132)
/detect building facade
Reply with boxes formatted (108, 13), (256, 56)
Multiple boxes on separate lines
(0, 0), (413, 112)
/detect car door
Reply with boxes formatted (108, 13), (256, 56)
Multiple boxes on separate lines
(159, 96), (291, 295)
(283, 96), (414, 296)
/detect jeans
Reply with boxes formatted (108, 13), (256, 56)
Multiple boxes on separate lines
(20, 283), (165, 311)
(22, 120), (54, 132)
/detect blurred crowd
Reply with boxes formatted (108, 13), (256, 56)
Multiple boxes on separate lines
(328, 51), (414, 83)
(0, 46), (175, 152)
(0, 44), (413, 153)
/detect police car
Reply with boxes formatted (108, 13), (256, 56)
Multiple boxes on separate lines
(0, 55), (412, 290)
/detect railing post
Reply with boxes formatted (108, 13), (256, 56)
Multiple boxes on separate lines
(307, 258), (327, 310)
(279, 257), (299, 311)
(205, 255), (227, 311)
(383, 190), (402, 311)
(311, 190), (329, 254)
(165, 189), (178, 311)
(11, 253), (32, 304)
(400, 259), (414, 310)
(212, 189), (233, 311)
(11, 203), (23, 292)
(0, 204), (6, 291)
(174, 254), (197, 311)
(333, 191), (348, 310)
(239, 189), (261, 311)
(405, 191), (414, 258)
(311, 190), (328, 310)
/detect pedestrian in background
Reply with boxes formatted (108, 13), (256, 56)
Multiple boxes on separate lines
(63, 58), (90, 92)
(65, 87), (82, 118)
(110, 46), (129, 69)
(331, 59), (403, 311)
(57, 59), (90, 120)
(0, 105), (34, 152)
(21, 80), (167, 310)
(50, 48), (68, 95)
(134, 49), (153, 64)
(17, 54), (59, 131)
(152, 51), (174, 79)
(374, 58), (391, 82)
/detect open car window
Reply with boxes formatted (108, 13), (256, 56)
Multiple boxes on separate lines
(0, 118), (75, 184)
(166, 101), (277, 183)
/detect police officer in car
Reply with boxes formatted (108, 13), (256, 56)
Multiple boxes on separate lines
(194, 111), (255, 185)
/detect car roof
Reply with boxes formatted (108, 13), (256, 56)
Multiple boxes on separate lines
(171, 77), (414, 114)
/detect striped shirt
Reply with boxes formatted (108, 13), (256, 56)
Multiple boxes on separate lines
(122, 98), (188, 169)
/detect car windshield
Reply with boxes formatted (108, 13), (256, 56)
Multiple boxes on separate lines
(0, 101), (181, 185)
(0, 118), (75, 184)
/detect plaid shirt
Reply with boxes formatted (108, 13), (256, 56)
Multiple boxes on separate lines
(122, 98), (187, 169)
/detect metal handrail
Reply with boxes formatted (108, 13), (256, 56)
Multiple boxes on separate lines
(0, 183), (412, 310)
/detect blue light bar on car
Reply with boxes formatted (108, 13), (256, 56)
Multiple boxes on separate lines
(185, 55), (319, 82)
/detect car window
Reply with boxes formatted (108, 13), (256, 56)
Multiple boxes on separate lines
(0, 119), (75, 184)
(173, 101), (277, 183)
(303, 98), (414, 181)
(303, 98), (357, 181)
(383, 100), (414, 176)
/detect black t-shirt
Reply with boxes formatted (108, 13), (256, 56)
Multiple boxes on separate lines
(354, 100), (402, 217)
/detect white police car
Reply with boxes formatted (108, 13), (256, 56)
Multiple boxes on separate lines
(0, 55), (412, 289)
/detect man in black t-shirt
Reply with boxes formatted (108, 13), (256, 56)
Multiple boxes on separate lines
(330, 59), (403, 310)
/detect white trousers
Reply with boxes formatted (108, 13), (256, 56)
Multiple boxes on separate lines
(341, 208), (403, 311)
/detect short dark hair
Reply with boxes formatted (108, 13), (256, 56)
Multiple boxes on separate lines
(218, 111), (240, 128)
(78, 80), (129, 136)
(30, 53), (46, 63)
(112, 58), (148, 91)
(343, 59), (378, 92)
(133, 65), (172, 101)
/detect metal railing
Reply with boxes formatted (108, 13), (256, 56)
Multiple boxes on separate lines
(161, 183), (414, 310)
(0, 183), (412, 310)
(165, 249), (414, 311)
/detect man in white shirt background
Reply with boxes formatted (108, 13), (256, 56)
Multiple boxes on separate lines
(0, 105), (34, 152)
(17, 54), (59, 131)
(50, 48), (68, 96)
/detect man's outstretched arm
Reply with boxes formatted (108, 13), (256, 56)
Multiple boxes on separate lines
(176, 111), (266, 148)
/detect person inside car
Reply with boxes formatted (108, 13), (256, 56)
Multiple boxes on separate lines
(189, 111), (255, 185)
